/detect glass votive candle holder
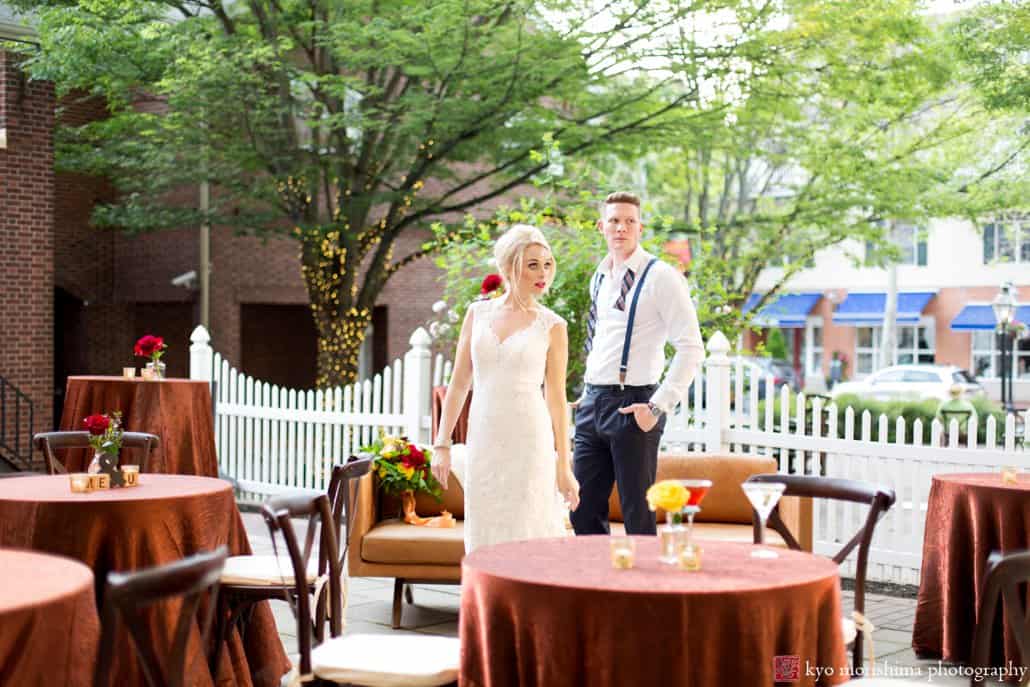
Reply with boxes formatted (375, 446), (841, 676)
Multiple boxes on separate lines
(121, 464), (140, 487)
(69, 473), (91, 493)
(1001, 466), (1019, 485)
(89, 473), (111, 490)
(610, 536), (636, 570)
(678, 544), (702, 572)
(140, 367), (155, 381)
(122, 367), (136, 379)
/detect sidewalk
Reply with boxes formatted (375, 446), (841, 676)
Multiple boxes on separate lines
(243, 513), (971, 685)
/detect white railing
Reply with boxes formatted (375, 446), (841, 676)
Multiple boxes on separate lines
(189, 325), (439, 496)
(664, 332), (1029, 585)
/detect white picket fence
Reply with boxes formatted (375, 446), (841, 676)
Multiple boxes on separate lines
(190, 325), (1028, 584)
(189, 325), (437, 496)
(664, 332), (1029, 585)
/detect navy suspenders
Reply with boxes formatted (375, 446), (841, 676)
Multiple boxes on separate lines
(589, 257), (659, 389)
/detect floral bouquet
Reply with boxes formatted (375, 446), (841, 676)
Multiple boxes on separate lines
(83, 411), (124, 476)
(646, 480), (691, 525)
(361, 431), (454, 528)
(135, 334), (167, 378)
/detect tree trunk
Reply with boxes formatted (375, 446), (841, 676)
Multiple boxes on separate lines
(315, 307), (373, 388)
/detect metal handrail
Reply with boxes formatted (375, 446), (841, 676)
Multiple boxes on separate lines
(0, 375), (35, 468)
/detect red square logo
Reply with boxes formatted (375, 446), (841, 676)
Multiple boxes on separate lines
(774, 655), (801, 682)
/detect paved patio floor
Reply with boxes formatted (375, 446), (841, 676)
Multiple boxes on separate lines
(243, 512), (973, 685)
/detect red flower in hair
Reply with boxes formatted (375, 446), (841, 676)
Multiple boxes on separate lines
(83, 414), (111, 436)
(480, 274), (503, 295)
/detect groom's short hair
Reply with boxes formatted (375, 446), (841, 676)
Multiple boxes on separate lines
(601, 191), (641, 216)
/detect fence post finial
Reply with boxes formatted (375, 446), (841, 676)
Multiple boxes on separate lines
(190, 325), (213, 383)
(404, 327), (433, 444)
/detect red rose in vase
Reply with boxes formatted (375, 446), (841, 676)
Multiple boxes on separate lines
(134, 334), (166, 360)
(480, 274), (503, 295)
(83, 413), (111, 436)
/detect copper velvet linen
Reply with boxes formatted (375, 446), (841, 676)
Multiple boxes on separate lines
(460, 537), (848, 687)
(431, 386), (471, 446)
(0, 549), (99, 686)
(0, 475), (289, 687)
(913, 472), (1030, 667)
(59, 376), (219, 476)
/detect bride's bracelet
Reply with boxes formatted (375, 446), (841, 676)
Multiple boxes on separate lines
(432, 441), (452, 451)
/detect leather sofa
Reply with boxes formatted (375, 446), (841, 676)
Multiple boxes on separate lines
(348, 452), (811, 628)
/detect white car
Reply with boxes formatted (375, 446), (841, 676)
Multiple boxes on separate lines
(830, 365), (984, 403)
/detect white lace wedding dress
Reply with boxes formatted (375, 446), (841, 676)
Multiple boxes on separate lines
(463, 297), (569, 552)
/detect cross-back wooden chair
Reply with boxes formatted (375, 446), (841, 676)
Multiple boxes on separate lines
(745, 473), (896, 673)
(33, 430), (160, 475)
(327, 456), (374, 566)
(209, 492), (339, 679)
(265, 494), (460, 687)
(848, 549), (1030, 685)
(94, 546), (227, 687)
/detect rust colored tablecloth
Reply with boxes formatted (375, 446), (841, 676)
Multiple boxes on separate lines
(460, 537), (848, 687)
(432, 386), (471, 445)
(0, 475), (289, 687)
(0, 549), (99, 686)
(59, 376), (218, 476)
(913, 472), (1030, 667)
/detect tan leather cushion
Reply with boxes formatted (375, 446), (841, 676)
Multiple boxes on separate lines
(609, 453), (777, 524)
(380, 473), (464, 520)
(361, 519), (465, 565)
(607, 521), (788, 548)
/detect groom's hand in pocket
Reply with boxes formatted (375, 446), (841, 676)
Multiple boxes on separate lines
(618, 403), (658, 432)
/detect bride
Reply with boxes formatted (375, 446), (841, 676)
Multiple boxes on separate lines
(431, 224), (580, 552)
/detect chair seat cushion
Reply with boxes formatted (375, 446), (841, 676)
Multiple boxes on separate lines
(842, 616), (857, 646)
(312, 633), (460, 687)
(607, 521), (788, 547)
(361, 519), (465, 565)
(220, 555), (318, 586)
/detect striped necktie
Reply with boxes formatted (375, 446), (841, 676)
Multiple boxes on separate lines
(614, 267), (635, 311)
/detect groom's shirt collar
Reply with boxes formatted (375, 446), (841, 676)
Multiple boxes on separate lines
(598, 246), (650, 279)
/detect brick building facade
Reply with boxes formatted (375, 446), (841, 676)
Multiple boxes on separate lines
(1, 47), (448, 433)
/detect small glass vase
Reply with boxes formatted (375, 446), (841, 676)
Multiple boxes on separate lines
(87, 451), (103, 474)
(659, 517), (687, 565)
(145, 360), (166, 380)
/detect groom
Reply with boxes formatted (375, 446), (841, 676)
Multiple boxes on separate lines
(571, 192), (705, 536)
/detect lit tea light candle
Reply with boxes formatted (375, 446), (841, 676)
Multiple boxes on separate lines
(140, 367), (155, 381)
(88, 473), (111, 490)
(69, 473), (91, 493)
(678, 544), (702, 572)
(609, 536), (635, 570)
(121, 464), (140, 487)
(122, 367), (136, 379)
(1001, 466), (1019, 485)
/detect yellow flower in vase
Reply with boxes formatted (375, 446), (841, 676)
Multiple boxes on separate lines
(646, 480), (690, 514)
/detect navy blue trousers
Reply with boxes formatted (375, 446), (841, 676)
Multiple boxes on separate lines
(570, 384), (666, 536)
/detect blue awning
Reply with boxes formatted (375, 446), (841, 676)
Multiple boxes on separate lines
(951, 304), (1030, 331)
(744, 292), (822, 328)
(831, 291), (936, 326)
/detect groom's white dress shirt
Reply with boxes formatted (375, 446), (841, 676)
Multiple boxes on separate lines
(583, 246), (705, 413)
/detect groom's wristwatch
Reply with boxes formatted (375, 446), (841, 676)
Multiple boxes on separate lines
(646, 401), (665, 419)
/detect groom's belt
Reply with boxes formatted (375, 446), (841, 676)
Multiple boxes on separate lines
(585, 383), (657, 394)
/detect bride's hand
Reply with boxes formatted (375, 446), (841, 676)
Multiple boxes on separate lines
(431, 447), (451, 490)
(557, 467), (580, 512)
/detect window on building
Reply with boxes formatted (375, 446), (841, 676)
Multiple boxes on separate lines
(865, 223), (928, 267)
(805, 318), (823, 377)
(982, 216), (1030, 264)
(972, 330), (1030, 380)
(855, 322), (935, 375)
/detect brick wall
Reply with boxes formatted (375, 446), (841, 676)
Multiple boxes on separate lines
(0, 50), (55, 431)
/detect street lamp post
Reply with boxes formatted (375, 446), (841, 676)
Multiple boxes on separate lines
(992, 282), (1017, 414)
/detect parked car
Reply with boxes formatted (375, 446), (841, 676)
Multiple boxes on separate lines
(829, 364), (984, 403)
(739, 356), (801, 399)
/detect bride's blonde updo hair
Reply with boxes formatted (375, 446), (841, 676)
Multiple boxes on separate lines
(493, 224), (555, 308)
